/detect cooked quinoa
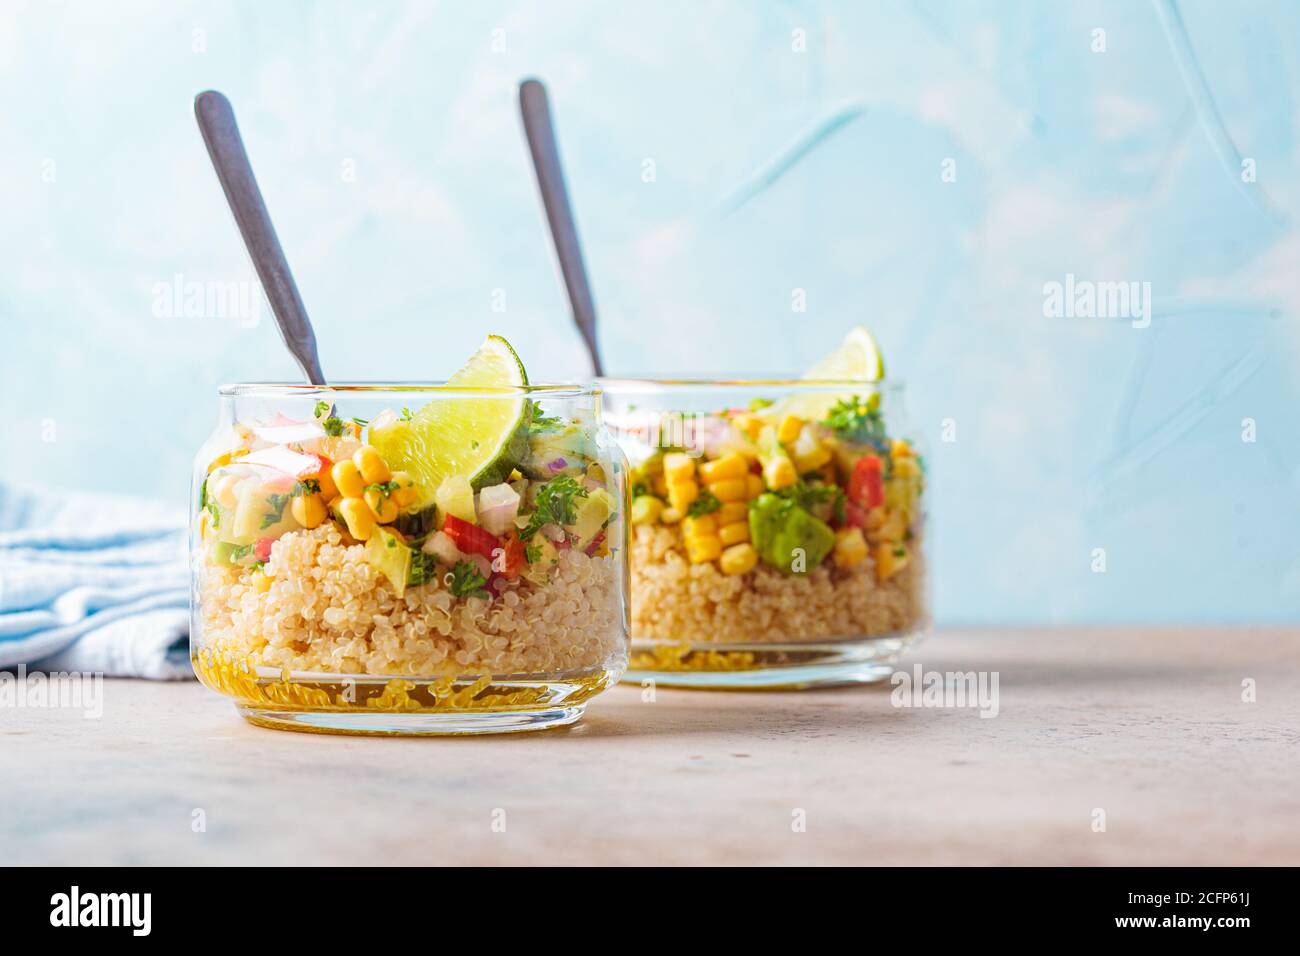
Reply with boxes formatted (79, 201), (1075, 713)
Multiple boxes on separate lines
(630, 523), (925, 644)
(200, 524), (624, 677)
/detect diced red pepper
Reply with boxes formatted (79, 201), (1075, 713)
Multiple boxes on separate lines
(495, 532), (526, 579)
(848, 455), (885, 509)
(442, 515), (499, 560)
(254, 537), (275, 563)
(584, 531), (605, 556)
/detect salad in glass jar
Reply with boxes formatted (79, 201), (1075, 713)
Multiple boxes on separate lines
(191, 337), (628, 734)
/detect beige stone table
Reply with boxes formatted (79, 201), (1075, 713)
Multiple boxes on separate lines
(3, 627), (1297, 865)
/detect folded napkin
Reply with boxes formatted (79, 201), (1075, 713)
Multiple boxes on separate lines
(0, 481), (193, 679)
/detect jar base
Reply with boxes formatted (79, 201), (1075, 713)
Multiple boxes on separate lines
(624, 633), (923, 690)
(237, 703), (587, 736)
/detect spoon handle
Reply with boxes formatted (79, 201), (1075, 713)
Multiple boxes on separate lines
(194, 90), (326, 386)
(518, 78), (604, 377)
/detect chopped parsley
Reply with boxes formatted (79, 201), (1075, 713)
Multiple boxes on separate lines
(774, 479), (844, 519)
(313, 400), (347, 437)
(294, 479), (321, 496)
(524, 541), (543, 564)
(260, 493), (291, 529)
(823, 396), (886, 447)
(519, 475), (589, 541)
(448, 560), (490, 600)
(529, 402), (562, 432)
(400, 407), (413, 422)
(686, 489), (722, 518)
(364, 480), (399, 499)
(407, 551), (437, 588)
(631, 480), (649, 499)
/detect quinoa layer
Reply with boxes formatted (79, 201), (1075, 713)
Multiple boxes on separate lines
(629, 523), (925, 644)
(199, 524), (625, 677)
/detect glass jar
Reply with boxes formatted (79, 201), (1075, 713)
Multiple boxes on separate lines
(601, 378), (929, 688)
(190, 383), (629, 735)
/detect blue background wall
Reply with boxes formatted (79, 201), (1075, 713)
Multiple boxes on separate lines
(3, 0), (1297, 624)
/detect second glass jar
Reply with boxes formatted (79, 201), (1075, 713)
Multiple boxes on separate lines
(601, 378), (929, 688)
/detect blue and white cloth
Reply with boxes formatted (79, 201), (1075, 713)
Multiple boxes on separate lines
(0, 482), (193, 679)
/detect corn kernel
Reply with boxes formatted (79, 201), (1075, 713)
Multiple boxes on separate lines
(777, 415), (804, 444)
(291, 492), (328, 530)
(865, 506), (887, 531)
(390, 471), (419, 508)
(663, 452), (696, 484)
(652, 473), (670, 497)
(833, 526), (868, 569)
(253, 571), (274, 593)
(892, 456), (921, 479)
(314, 467), (338, 502)
(745, 474), (764, 499)
(659, 506), (684, 524)
(667, 479), (699, 513)
(763, 457), (797, 491)
(706, 477), (746, 502)
(718, 501), (748, 525)
(868, 508), (908, 544)
(364, 487), (400, 524)
(683, 514), (717, 537)
(353, 445), (391, 485)
(685, 534), (723, 564)
(873, 541), (910, 581)
(698, 453), (748, 484)
(891, 439), (913, 458)
(718, 521), (750, 546)
(631, 496), (664, 525)
(339, 496), (377, 541)
(731, 414), (762, 440)
(719, 542), (758, 576)
(332, 459), (366, 499)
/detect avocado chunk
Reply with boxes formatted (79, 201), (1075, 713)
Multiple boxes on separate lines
(748, 493), (835, 575)
(571, 487), (616, 547)
(365, 527), (413, 597)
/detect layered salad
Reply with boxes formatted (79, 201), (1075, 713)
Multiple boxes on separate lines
(192, 337), (625, 692)
(622, 329), (926, 660)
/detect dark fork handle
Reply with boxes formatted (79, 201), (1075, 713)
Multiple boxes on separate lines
(194, 90), (325, 386)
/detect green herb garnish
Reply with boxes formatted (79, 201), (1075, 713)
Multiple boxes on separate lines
(364, 480), (399, 499)
(529, 402), (562, 432)
(524, 542), (543, 564)
(294, 479), (321, 496)
(519, 475), (589, 541)
(448, 560), (490, 599)
(313, 400), (347, 436)
(260, 493), (291, 529)
(407, 551), (437, 588)
(400, 407), (413, 422)
(748, 397), (774, 412)
(823, 396), (886, 446)
(686, 489), (722, 518)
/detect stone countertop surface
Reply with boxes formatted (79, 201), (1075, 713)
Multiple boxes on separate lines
(4, 627), (1297, 866)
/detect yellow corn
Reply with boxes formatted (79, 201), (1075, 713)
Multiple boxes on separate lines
(833, 527), (868, 569)
(892, 456), (921, 479)
(291, 492), (328, 529)
(745, 474), (764, 499)
(763, 457), (797, 491)
(390, 470), (419, 508)
(364, 487), (400, 524)
(867, 508), (908, 544)
(777, 415), (804, 444)
(353, 445), (391, 485)
(663, 452), (696, 484)
(206, 452), (232, 473)
(252, 570), (274, 593)
(719, 542), (758, 576)
(652, 473), (670, 497)
(717, 501), (748, 525)
(718, 521), (750, 546)
(314, 467), (338, 502)
(332, 459), (366, 499)
(338, 496), (377, 541)
(667, 479), (699, 513)
(698, 453), (748, 484)
(708, 477), (748, 502)
(865, 506), (887, 531)
(631, 496), (664, 525)
(659, 506), (684, 524)
(873, 542), (910, 581)
(685, 534), (722, 564)
(891, 439), (914, 458)
(730, 414), (762, 440)
(682, 514), (717, 538)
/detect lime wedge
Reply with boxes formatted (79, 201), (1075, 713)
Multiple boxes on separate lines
(369, 335), (530, 509)
(765, 326), (886, 423)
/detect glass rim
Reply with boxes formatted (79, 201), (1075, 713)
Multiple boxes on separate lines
(218, 381), (597, 398)
(596, 376), (903, 391)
